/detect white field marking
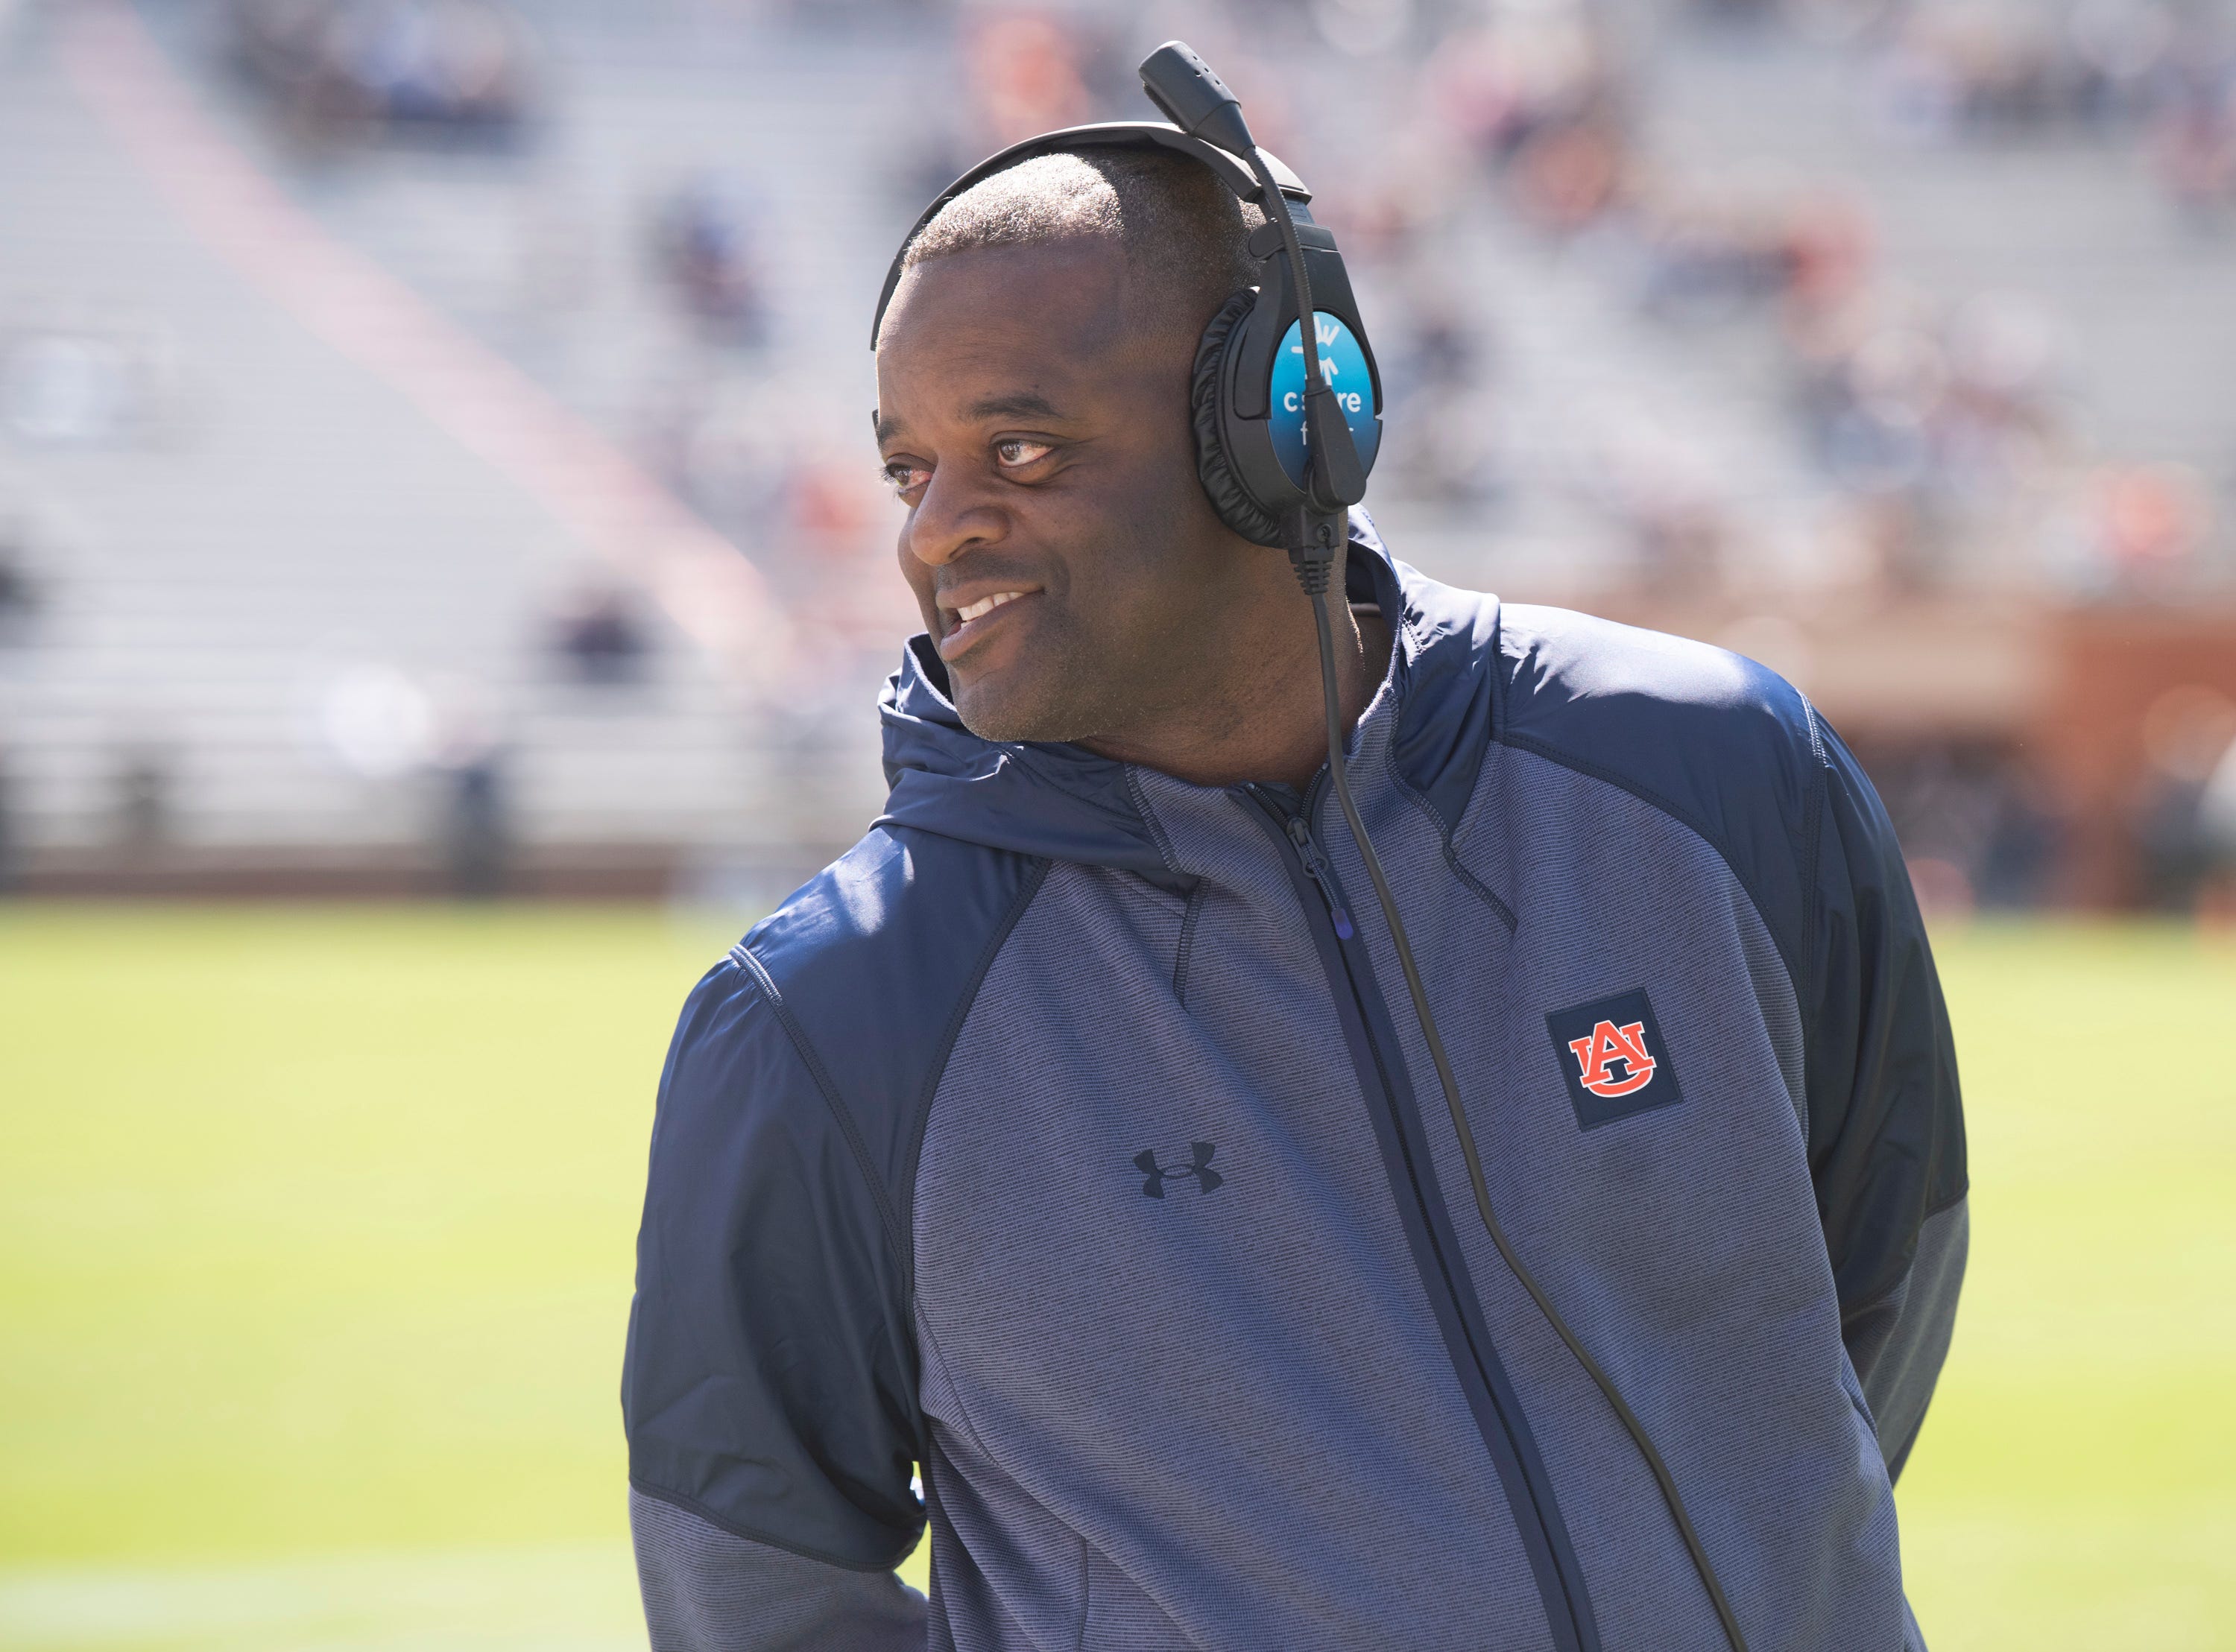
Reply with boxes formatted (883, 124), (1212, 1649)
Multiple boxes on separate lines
(54, 0), (786, 690)
(0, 1542), (643, 1651)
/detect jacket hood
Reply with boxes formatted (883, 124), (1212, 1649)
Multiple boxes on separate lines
(875, 513), (1500, 879)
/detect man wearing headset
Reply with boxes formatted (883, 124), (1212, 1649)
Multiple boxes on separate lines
(622, 60), (1965, 1652)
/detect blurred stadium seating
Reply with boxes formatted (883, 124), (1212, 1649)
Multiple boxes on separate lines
(1, 0), (2235, 910)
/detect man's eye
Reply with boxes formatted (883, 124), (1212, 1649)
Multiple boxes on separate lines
(881, 460), (930, 496)
(994, 438), (1053, 469)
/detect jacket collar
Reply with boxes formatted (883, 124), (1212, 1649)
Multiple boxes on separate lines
(875, 513), (1498, 873)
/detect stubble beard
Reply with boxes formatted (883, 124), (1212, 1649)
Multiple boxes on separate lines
(953, 611), (1141, 747)
(950, 494), (1230, 750)
(954, 569), (1213, 750)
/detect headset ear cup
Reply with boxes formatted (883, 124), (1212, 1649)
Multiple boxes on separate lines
(1190, 289), (1285, 548)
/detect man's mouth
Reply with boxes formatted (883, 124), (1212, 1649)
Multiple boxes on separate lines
(956, 590), (1026, 624)
(938, 587), (1040, 659)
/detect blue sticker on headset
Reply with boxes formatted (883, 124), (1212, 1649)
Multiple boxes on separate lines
(1268, 311), (1380, 490)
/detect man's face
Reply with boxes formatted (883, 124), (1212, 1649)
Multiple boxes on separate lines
(874, 239), (1234, 744)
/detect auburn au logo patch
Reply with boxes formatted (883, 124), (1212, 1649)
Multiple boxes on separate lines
(1545, 990), (1684, 1130)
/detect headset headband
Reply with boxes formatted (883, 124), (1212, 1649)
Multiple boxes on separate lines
(869, 122), (1312, 350)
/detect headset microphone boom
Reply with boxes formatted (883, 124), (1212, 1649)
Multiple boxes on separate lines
(877, 43), (1752, 1651)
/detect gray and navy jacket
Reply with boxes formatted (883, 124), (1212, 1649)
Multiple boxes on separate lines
(622, 519), (1968, 1652)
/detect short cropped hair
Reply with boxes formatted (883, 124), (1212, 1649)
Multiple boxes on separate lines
(890, 147), (1264, 343)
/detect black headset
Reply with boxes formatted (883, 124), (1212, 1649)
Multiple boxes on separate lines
(874, 44), (1751, 1652)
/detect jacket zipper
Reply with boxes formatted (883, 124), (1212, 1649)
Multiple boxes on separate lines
(1247, 782), (1591, 1652)
(1285, 814), (1355, 940)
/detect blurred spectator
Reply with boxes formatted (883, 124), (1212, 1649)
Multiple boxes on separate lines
(0, 524), (40, 646)
(1832, 0), (2236, 235)
(437, 747), (508, 897)
(1386, 382), (1507, 509)
(1866, 740), (2062, 910)
(1974, 762), (2062, 908)
(1776, 281), (2068, 586)
(2198, 732), (2236, 915)
(654, 177), (767, 345)
(229, 0), (534, 149)
(114, 746), (173, 853)
(2090, 461), (2216, 594)
(2148, 50), (2236, 222)
(551, 582), (652, 686)
(0, 747), (16, 893)
(899, 11), (1114, 211)
(2133, 683), (2236, 910)
(967, 13), (1096, 148)
(1432, 1), (1631, 231)
(1860, 0), (2177, 139)
(1389, 296), (1482, 400)
(1781, 195), (1877, 320)
(425, 681), (509, 896)
(1872, 4), (2068, 138)
(1380, 286), (1506, 508)
(1632, 184), (1804, 323)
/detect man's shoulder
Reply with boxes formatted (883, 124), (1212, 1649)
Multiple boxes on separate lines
(1386, 565), (1818, 845)
(741, 824), (1048, 1053)
(1490, 601), (1831, 969)
(662, 826), (1047, 1194)
(1494, 601), (1822, 788)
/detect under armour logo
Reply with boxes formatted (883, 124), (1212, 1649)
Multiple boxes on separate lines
(1134, 1142), (1224, 1198)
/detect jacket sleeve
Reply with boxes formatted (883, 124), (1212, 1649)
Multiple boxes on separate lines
(622, 956), (927, 1649)
(1800, 720), (1970, 1483)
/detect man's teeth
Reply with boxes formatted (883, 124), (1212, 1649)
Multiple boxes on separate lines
(956, 591), (1025, 624)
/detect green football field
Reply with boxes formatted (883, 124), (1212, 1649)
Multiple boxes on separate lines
(1, 905), (2230, 1649)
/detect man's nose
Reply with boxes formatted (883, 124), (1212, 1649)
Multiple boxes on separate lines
(903, 468), (1005, 569)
